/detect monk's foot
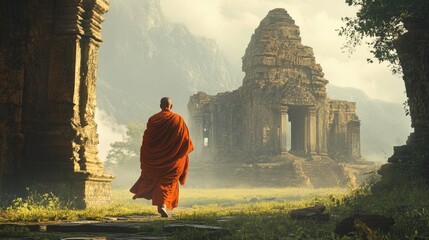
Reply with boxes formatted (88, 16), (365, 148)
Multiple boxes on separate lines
(157, 205), (169, 218)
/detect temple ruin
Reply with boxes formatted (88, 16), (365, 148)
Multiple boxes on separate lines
(188, 9), (368, 187)
(0, 0), (112, 207)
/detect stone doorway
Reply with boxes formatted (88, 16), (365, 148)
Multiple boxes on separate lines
(288, 106), (308, 156)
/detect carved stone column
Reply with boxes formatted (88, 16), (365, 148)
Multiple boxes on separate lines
(20, 0), (112, 208)
(347, 120), (361, 159)
(307, 106), (317, 156)
(317, 104), (330, 156)
(0, 0), (27, 193)
(279, 105), (289, 154)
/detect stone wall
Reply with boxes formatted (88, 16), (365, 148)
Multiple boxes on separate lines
(328, 100), (361, 160)
(378, 16), (429, 185)
(0, 0), (27, 193)
(0, 0), (112, 208)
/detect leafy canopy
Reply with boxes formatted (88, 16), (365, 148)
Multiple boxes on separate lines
(339, 0), (429, 73)
(105, 123), (146, 169)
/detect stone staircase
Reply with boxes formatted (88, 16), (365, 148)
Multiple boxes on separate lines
(296, 157), (349, 188)
(188, 151), (378, 188)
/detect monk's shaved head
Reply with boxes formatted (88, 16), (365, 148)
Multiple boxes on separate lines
(160, 97), (173, 110)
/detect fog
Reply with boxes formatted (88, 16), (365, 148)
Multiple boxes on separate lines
(95, 0), (412, 188)
(95, 108), (126, 162)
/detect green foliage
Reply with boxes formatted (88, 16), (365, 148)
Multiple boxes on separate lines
(339, 0), (429, 73)
(105, 122), (146, 186)
(0, 188), (154, 222)
(8, 192), (61, 211)
(334, 174), (429, 239)
(0, 189), (71, 222)
(105, 122), (146, 168)
(0, 225), (31, 238)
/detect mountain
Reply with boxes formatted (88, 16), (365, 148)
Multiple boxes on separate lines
(328, 85), (412, 162)
(97, 0), (239, 123)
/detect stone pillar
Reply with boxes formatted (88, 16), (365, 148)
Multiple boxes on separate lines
(347, 120), (361, 159)
(302, 112), (309, 154)
(20, 0), (112, 208)
(78, 0), (110, 174)
(279, 105), (288, 154)
(318, 104), (330, 155)
(378, 17), (429, 185)
(0, 0), (27, 193)
(396, 18), (429, 146)
(307, 106), (317, 156)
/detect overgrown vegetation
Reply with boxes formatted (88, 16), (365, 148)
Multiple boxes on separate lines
(1, 181), (429, 239)
(339, 0), (429, 73)
(0, 188), (154, 223)
(104, 122), (146, 187)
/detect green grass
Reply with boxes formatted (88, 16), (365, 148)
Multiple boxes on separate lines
(0, 187), (347, 223)
(1, 184), (429, 239)
(114, 187), (348, 206)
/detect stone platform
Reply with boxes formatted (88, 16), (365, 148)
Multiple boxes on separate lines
(187, 152), (380, 188)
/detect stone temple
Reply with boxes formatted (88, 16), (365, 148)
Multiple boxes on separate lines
(188, 9), (371, 187)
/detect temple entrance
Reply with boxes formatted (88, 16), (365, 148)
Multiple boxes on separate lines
(288, 106), (308, 156)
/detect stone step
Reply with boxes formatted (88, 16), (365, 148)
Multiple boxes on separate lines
(0, 223), (41, 232)
(60, 237), (169, 240)
(164, 223), (230, 238)
(46, 223), (142, 233)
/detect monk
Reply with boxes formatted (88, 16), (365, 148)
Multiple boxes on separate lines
(130, 97), (194, 217)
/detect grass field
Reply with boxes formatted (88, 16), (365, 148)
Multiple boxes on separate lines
(1, 184), (429, 239)
(114, 187), (349, 207)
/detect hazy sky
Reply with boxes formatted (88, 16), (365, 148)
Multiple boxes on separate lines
(160, 0), (406, 104)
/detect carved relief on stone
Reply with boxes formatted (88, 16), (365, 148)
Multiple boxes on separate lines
(0, 0), (112, 207)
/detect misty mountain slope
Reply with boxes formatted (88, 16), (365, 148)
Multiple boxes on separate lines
(328, 85), (412, 161)
(97, 0), (239, 123)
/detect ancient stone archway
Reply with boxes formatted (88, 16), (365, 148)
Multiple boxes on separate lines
(0, 0), (112, 208)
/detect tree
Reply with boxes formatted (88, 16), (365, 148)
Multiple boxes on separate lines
(340, 0), (429, 179)
(105, 123), (146, 187)
(339, 0), (428, 71)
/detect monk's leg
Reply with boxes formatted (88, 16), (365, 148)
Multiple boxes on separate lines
(152, 179), (180, 216)
(157, 204), (168, 218)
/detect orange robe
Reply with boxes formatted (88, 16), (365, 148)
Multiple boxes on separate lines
(130, 109), (193, 209)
